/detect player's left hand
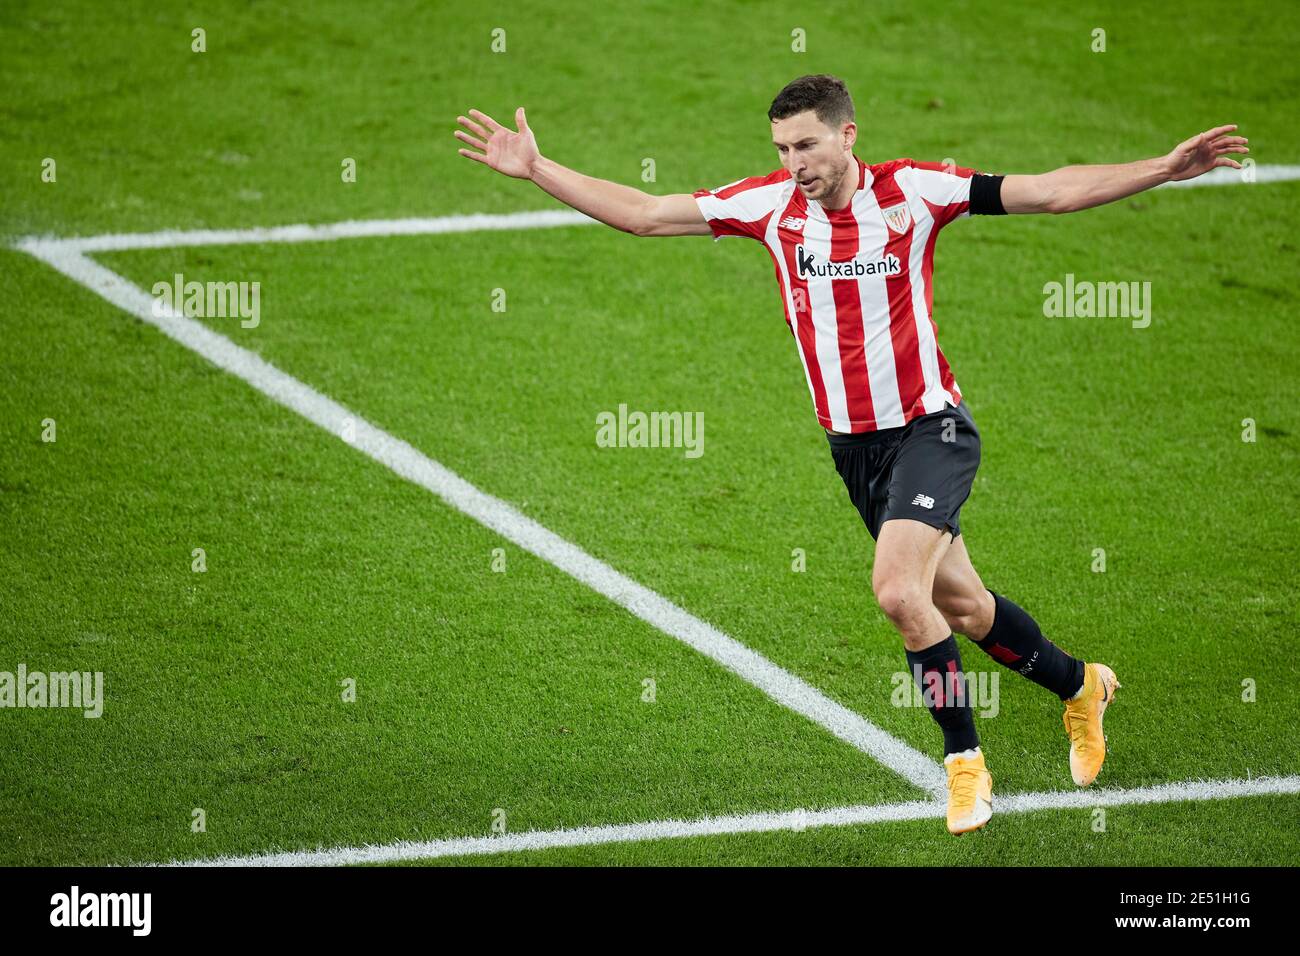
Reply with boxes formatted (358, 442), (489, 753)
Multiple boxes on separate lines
(1164, 125), (1249, 182)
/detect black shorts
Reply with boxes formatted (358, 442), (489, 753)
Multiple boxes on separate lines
(828, 400), (981, 541)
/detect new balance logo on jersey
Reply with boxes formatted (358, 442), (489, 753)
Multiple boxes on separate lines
(795, 245), (901, 280)
(911, 493), (935, 509)
(777, 216), (806, 231)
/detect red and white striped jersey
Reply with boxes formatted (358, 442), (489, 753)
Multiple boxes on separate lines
(693, 155), (976, 433)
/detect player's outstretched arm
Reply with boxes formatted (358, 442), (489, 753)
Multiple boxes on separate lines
(455, 107), (711, 237)
(1000, 125), (1248, 215)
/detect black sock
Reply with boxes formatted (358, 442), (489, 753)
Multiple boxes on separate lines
(905, 634), (979, 756)
(970, 590), (1085, 700)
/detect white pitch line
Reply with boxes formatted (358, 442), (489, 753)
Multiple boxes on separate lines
(19, 210), (597, 254)
(166, 774), (1300, 866)
(15, 162), (1299, 256)
(1157, 163), (1300, 188)
(17, 240), (946, 796)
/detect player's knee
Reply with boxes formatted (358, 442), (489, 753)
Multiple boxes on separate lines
(873, 577), (931, 627)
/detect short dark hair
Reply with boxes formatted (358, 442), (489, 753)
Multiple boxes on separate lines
(768, 74), (855, 128)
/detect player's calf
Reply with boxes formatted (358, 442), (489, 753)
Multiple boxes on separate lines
(961, 589), (1085, 701)
(935, 586), (995, 641)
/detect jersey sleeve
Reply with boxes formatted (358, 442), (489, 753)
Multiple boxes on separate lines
(691, 170), (789, 242)
(904, 160), (1004, 228)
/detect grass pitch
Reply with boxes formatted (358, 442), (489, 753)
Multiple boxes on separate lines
(1, 0), (1297, 866)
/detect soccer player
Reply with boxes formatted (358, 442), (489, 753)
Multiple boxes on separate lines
(454, 74), (1247, 834)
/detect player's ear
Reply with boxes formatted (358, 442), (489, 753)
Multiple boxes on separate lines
(842, 121), (857, 151)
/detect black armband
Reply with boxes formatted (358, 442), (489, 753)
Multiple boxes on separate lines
(970, 174), (1007, 216)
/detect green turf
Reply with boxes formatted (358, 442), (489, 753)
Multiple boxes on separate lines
(0, 250), (927, 867)
(1, 0), (1297, 866)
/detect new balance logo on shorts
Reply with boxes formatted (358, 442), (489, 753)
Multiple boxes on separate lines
(911, 493), (935, 509)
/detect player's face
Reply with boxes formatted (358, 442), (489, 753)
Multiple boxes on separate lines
(771, 110), (855, 203)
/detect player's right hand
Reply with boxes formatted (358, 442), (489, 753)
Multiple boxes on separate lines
(455, 108), (540, 180)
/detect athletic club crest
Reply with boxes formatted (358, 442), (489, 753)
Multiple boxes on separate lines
(880, 202), (912, 234)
